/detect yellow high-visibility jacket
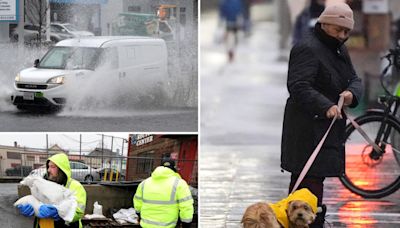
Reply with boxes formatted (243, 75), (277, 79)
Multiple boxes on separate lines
(35, 153), (87, 228)
(134, 166), (194, 228)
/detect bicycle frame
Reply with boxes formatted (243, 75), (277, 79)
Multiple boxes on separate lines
(369, 96), (400, 159)
(366, 49), (400, 159)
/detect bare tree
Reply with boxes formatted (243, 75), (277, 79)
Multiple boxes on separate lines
(25, 0), (48, 43)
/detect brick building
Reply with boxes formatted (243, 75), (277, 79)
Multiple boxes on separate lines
(126, 134), (198, 186)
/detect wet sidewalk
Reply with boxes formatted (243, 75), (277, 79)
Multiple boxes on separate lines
(200, 3), (400, 228)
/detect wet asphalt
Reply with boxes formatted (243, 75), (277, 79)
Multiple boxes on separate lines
(199, 3), (400, 228)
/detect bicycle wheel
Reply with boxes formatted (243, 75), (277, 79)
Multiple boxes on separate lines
(339, 113), (400, 198)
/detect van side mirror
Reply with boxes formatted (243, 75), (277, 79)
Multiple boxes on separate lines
(34, 59), (39, 67)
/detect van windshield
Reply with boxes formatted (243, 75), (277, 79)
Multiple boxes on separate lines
(38, 47), (102, 70)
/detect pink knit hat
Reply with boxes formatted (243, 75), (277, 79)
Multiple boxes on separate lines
(318, 3), (354, 30)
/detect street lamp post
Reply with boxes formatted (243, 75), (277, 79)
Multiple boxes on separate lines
(46, 0), (50, 41)
(18, 0), (25, 45)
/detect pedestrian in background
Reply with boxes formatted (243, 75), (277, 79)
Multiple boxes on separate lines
(281, 3), (362, 227)
(133, 158), (194, 228)
(17, 153), (87, 228)
(241, 0), (252, 36)
(292, 0), (326, 45)
(218, 0), (243, 62)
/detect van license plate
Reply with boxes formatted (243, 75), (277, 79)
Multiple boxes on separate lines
(23, 92), (34, 100)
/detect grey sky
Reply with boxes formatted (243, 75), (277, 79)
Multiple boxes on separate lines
(0, 133), (130, 155)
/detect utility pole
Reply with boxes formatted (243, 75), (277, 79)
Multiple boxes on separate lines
(101, 134), (104, 168)
(79, 134), (82, 161)
(18, 0), (25, 45)
(46, 134), (49, 158)
(111, 136), (114, 153)
(120, 139), (126, 177)
(121, 139), (124, 156)
(46, 0), (50, 41)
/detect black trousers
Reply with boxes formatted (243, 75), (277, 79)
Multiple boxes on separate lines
(289, 174), (326, 227)
(288, 174), (325, 206)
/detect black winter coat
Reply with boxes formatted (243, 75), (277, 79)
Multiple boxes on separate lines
(281, 23), (363, 177)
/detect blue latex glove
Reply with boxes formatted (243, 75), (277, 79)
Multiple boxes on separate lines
(37, 204), (61, 221)
(17, 204), (34, 217)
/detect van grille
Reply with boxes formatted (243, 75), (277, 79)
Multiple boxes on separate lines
(17, 84), (47, 90)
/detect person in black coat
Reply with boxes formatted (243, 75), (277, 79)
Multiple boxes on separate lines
(281, 3), (363, 227)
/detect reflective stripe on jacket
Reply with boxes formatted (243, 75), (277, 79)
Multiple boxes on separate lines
(133, 166), (194, 228)
(36, 153), (87, 228)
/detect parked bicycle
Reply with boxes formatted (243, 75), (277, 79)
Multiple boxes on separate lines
(339, 47), (400, 198)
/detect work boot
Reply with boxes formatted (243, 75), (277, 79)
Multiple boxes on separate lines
(310, 204), (327, 228)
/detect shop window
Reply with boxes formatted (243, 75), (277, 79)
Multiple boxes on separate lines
(39, 156), (47, 163)
(11, 163), (21, 168)
(7, 152), (21, 160)
(26, 155), (35, 162)
(128, 6), (141, 12)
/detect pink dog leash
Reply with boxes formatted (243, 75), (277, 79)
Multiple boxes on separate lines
(291, 95), (343, 193)
(291, 95), (383, 193)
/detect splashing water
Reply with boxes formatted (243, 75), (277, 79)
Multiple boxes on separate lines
(0, 43), (48, 112)
(59, 65), (173, 116)
(1, 1), (198, 116)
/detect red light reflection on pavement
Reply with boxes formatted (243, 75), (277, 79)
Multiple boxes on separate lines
(338, 201), (378, 226)
(329, 143), (400, 226)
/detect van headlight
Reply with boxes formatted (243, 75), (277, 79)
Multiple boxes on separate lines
(47, 75), (65, 84)
(15, 73), (20, 82)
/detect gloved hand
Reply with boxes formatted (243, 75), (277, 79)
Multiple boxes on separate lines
(17, 204), (34, 217)
(136, 212), (140, 224)
(37, 204), (61, 221)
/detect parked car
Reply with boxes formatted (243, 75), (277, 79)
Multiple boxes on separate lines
(10, 23), (93, 45)
(29, 161), (100, 182)
(51, 23), (94, 38)
(97, 168), (125, 181)
(5, 165), (32, 177)
(70, 161), (100, 182)
(12, 36), (168, 110)
(10, 24), (74, 44)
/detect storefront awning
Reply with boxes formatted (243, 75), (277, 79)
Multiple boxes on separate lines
(50, 0), (108, 4)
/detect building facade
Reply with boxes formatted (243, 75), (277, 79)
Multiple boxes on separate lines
(0, 144), (67, 176)
(100, 0), (196, 38)
(84, 147), (126, 172)
(126, 134), (198, 186)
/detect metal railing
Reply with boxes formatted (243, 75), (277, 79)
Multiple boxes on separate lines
(1, 153), (198, 186)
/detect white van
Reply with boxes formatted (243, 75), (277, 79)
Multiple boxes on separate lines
(11, 36), (168, 110)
